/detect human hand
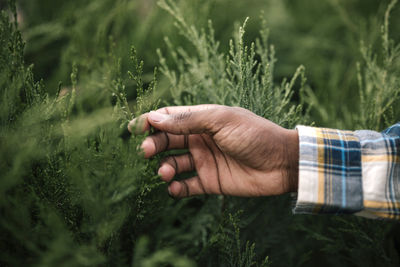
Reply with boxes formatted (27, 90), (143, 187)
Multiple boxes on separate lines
(128, 105), (299, 198)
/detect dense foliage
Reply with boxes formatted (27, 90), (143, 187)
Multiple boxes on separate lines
(1, 0), (399, 266)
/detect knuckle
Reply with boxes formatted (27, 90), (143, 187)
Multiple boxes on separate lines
(215, 106), (235, 118)
(173, 112), (192, 122)
(209, 106), (235, 126)
(151, 136), (162, 153)
(230, 106), (248, 114)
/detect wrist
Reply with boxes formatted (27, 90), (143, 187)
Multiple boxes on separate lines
(284, 129), (299, 193)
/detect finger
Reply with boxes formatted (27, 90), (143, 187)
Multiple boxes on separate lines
(127, 113), (151, 134)
(141, 132), (189, 158)
(127, 105), (221, 134)
(158, 153), (195, 182)
(168, 176), (207, 198)
(155, 104), (220, 114)
(147, 108), (226, 135)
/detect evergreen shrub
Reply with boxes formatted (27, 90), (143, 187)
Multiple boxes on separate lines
(1, 0), (399, 266)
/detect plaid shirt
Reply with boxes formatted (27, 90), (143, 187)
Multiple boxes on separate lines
(293, 123), (400, 219)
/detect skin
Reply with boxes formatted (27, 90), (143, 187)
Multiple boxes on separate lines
(128, 104), (299, 198)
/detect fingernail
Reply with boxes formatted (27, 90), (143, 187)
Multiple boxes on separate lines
(148, 111), (169, 123)
(141, 138), (156, 158)
(127, 119), (136, 133)
(167, 186), (175, 199)
(157, 166), (163, 176)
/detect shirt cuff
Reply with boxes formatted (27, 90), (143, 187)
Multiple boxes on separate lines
(293, 125), (363, 214)
(354, 126), (400, 219)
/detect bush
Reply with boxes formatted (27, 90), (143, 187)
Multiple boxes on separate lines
(1, 0), (399, 266)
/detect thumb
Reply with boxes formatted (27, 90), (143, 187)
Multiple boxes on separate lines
(147, 109), (219, 135)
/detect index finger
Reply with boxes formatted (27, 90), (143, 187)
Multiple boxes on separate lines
(155, 104), (221, 115)
(128, 104), (222, 134)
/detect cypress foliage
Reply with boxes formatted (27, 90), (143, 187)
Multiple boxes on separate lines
(1, 0), (400, 266)
(357, 0), (400, 130)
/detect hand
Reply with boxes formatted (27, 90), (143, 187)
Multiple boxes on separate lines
(128, 104), (299, 198)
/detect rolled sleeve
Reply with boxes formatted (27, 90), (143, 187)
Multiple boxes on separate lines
(293, 123), (400, 220)
(355, 123), (400, 219)
(293, 125), (363, 215)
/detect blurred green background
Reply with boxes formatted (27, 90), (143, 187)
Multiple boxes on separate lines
(1, 0), (400, 266)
